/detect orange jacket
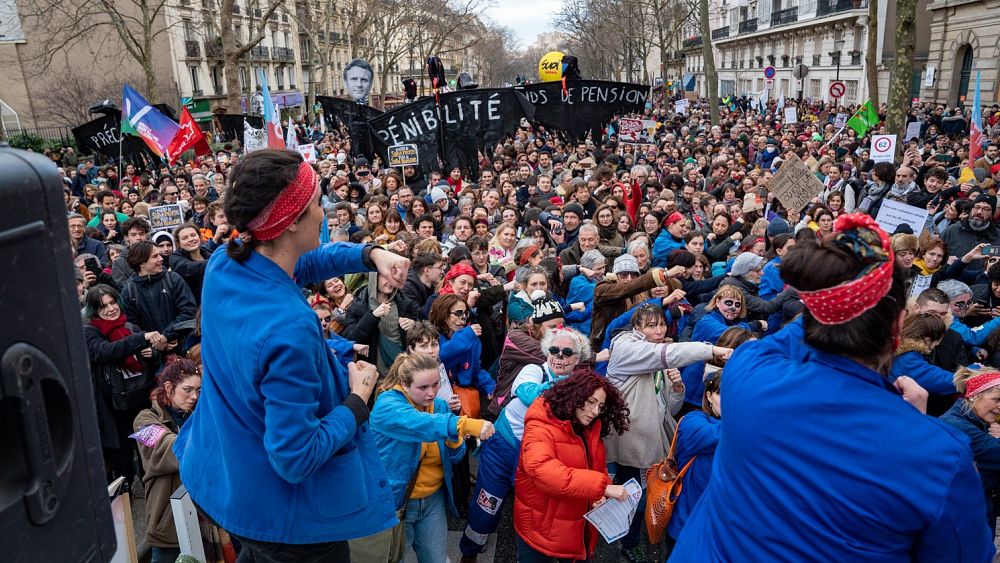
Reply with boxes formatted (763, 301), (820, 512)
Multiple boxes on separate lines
(514, 398), (610, 560)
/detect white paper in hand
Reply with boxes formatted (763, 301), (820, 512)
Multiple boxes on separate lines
(584, 478), (643, 544)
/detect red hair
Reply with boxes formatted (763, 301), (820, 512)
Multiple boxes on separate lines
(543, 370), (630, 438)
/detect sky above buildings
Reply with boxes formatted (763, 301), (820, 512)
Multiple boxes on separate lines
(485, 0), (561, 48)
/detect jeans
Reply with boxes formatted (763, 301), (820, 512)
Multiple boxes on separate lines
(150, 546), (181, 563)
(613, 465), (645, 550)
(232, 534), (350, 563)
(404, 488), (448, 563)
(515, 534), (582, 563)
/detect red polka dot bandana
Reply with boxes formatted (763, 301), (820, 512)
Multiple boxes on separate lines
(247, 162), (318, 241)
(965, 372), (1000, 399)
(795, 213), (895, 325)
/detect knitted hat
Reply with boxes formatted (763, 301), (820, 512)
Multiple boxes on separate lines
(730, 252), (765, 278)
(531, 290), (564, 324)
(975, 193), (997, 214)
(152, 231), (174, 247)
(767, 217), (791, 237)
(430, 186), (449, 204)
(563, 203), (585, 220)
(613, 253), (640, 275)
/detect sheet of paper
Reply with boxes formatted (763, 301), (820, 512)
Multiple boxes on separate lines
(584, 478), (643, 544)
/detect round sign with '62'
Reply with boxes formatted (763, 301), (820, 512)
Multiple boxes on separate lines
(874, 137), (892, 153)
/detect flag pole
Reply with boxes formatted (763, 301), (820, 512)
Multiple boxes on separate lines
(819, 100), (871, 151)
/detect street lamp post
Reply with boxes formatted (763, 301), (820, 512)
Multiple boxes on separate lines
(830, 39), (846, 106)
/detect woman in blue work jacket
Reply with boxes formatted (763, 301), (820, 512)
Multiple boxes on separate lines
(670, 213), (994, 562)
(174, 150), (411, 562)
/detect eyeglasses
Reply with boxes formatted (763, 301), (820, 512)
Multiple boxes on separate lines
(720, 299), (742, 309)
(617, 271), (639, 279)
(547, 346), (576, 358)
(450, 309), (469, 319)
(165, 191), (179, 196)
(953, 300), (972, 309)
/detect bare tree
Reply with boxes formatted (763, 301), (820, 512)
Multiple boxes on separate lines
(698, 0), (719, 124)
(467, 23), (521, 87)
(15, 0), (177, 101)
(218, 0), (285, 113)
(885, 0), (915, 158)
(865, 0), (879, 106)
(33, 69), (144, 127)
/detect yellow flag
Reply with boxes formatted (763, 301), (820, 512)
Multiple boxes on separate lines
(958, 167), (976, 185)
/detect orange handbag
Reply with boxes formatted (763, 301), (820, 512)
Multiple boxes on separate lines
(644, 417), (696, 544)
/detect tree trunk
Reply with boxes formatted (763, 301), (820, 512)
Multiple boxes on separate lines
(699, 0), (719, 125)
(865, 0), (879, 106)
(885, 0), (915, 160)
(220, 0), (242, 112)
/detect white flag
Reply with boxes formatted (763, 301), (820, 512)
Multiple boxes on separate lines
(285, 116), (298, 149)
(776, 90), (785, 113)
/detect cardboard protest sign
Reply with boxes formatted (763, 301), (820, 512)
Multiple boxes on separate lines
(674, 99), (689, 114)
(834, 112), (848, 129)
(296, 143), (317, 163)
(875, 199), (928, 235)
(904, 121), (922, 142)
(617, 118), (644, 142)
(784, 106), (798, 124)
(387, 144), (419, 167)
(148, 204), (184, 231)
(767, 154), (825, 213)
(369, 88), (533, 178)
(520, 80), (650, 142)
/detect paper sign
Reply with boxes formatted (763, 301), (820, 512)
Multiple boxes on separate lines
(129, 424), (168, 448)
(904, 122), (922, 142)
(584, 478), (643, 544)
(295, 143), (317, 163)
(834, 112), (848, 129)
(618, 118), (645, 142)
(674, 99), (689, 114)
(767, 154), (825, 213)
(875, 199), (928, 235)
(148, 204), (184, 231)
(871, 134), (897, 163)
(784, 106), (798, 124)
(387, 143), (419, 167)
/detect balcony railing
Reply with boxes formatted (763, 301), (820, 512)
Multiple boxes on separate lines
(738, 18), (757, 33)
(711, 26), (730, 40)
(273, 46), (295, 61)
(682, 36), (702, 49)
(817, 0), (864, 16)
(205, 40), (223, 58)
(771, 6), (798, 26)
(250, 45), (269, 60)
(184, 40), (201, 58)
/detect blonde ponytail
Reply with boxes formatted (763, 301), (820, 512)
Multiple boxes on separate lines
(381, 351), (440, 391)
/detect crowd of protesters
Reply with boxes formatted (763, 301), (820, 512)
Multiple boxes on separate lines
(60, 93), (1000, 563)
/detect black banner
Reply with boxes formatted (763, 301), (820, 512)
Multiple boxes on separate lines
(316, 96), (382, 161)
(520, 80), (650, 142)
(368, 89), (533, 179)
(216, 114), (263, 143)
(71, 115), (158, 167)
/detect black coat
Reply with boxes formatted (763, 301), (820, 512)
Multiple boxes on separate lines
(167, 246), (213, 304)
(401, 270), (433, 317)
(120, 271), (197, 341)
(340, 286), (421, 365)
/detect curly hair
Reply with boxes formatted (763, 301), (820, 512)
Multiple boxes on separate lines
(542, 371), (629, 438)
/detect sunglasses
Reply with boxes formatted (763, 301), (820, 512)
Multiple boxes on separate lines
(450, 309), (469, 318)
(721, 299), (742, 309)
(618, 271), (639, 279)
(548, 346), (576, 358)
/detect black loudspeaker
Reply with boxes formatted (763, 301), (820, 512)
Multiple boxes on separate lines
(0, 144), (116, 561)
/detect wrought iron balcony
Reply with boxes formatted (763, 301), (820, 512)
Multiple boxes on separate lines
(738, 18), (757, 33)
(250, 45), (269, 60)
(712, 26), (730, 40)
(205, 40), (223, 58)
(771, 6), (798, 26)
(185, 40), (201, 58)
(273, 46), (295, 61)
(817, 0), (865, 16)
(682, 36), (702, 49)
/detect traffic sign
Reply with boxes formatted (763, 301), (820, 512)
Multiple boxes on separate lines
(765, 79), (774, 89)
(764, 66), (776, 79)
(793, 64), (809, 80)
(829, 81), (846, 98)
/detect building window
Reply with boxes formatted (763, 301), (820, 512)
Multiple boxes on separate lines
(189, 66), (201, 94)
(809, 79), (821, 99)
(275, 66), (284, 89)
(721, 80), (736, 97)
(183, 19), (195, 41)
(284, 31), (291, 49)
(240, 66), (249, 91)
(845, 80), (859, 104)
(289, 67), (296, 87)
(212, 66), (223, 95)
(235, 25), (242, 44)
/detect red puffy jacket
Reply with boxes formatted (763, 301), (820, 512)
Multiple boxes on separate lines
(514, 398), (611, 560)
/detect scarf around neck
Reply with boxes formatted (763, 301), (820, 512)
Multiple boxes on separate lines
(90, 314), (145, 373)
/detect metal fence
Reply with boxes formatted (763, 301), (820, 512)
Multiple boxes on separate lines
(1, 125), (74, 143)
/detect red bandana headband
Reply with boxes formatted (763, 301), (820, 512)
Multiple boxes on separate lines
(965, 372), (1000, 399)
(794, 213), (894, 325)
(246, 161), (317, 241)
(439, 263), (478, 294)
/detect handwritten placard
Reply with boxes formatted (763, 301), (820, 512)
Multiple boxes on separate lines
(387, 143), (419, 167)
(875, 198), (928, 235)
(295, 143), (317, 163)
(784, 106), (798, 124)
(767, 154), (825, 213)
(618, 118), (644, 142)
(148, 204), (184, 231)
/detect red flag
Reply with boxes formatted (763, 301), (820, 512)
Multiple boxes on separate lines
(167, 107), (213, 164)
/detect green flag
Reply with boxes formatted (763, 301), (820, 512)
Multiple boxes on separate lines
(846, 99), (879, 136)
